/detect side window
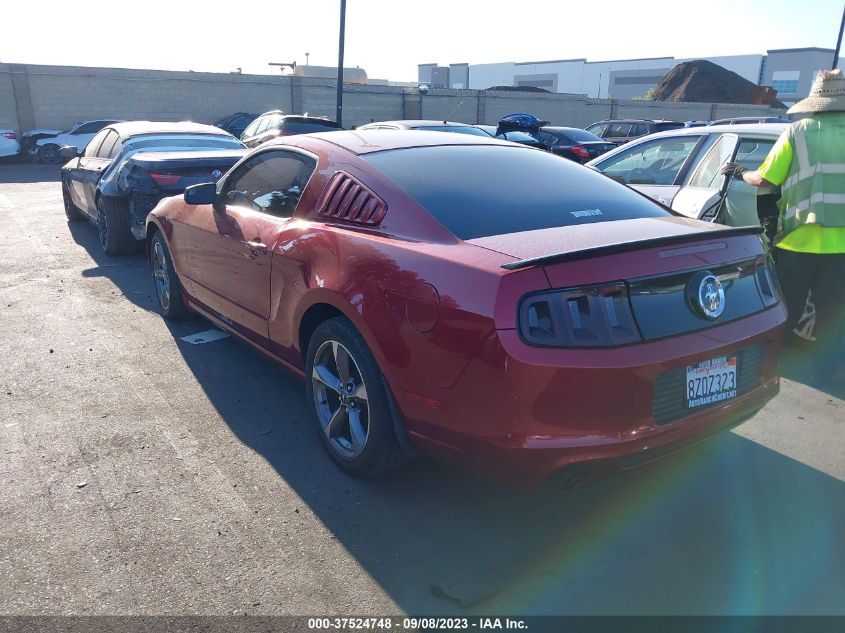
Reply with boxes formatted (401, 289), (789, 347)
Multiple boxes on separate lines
(221, 150), (317, 218)
(242, 118), (261, 138)
(632, 123), (650, 136)
(73, 121), (109, 135)
(735, 138), (775, 171)
(688, 135), (737, 189)
(254, 117), (272, 135)
(606, 122), (632, 138)
(83, 129), (111, 157)
(538, 131), (557, 145)
(596, 136), (701, 185)
(96, 130), (119, 158)
(586, 123), (606, 137)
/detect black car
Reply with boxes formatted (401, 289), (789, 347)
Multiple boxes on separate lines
(474, 125), (548, 149)
(538, 126), (616, 163)
(240, 111), (343, 148)
(214, 112), (259, 138)
(61, 121), (246, 255)
(585, 119), (685, 145)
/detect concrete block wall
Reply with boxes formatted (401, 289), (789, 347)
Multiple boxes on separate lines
(0, 63), (789, 137)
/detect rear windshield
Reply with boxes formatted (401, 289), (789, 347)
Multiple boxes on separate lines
(414, 125), (491, 137)
(124, 134), (245, 151)
(282, 120), (342, 134)
(362, 145), (669, 240)
(563, 129), (606, 143)
(655, 122), (685, 132)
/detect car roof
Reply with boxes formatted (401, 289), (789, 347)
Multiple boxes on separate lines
(590, 119), (683, 124)
(109, 121), (234, 138)
(645, 122), (789, 137)
(361, 120), (478, 129)
(280, 129), (514, 155)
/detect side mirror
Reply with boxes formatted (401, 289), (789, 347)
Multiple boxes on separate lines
(59, 146), (80, 159)
(184, 182), (217, 205)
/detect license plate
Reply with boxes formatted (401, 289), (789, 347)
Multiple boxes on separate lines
(686, 356), (737, 409)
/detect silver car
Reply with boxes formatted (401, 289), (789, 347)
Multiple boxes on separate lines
(587, 123), (788, 227)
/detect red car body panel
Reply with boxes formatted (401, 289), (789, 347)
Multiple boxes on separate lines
(147, 131), (785, 485)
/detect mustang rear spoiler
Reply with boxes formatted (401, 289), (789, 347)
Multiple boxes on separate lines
(500, 225), (764, 270)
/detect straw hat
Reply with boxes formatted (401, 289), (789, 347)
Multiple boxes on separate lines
(787, 69), (845, 114)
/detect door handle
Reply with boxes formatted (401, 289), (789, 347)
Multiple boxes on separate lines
(244, 240), (268, 258)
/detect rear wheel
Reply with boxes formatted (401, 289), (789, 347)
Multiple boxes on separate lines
(150, 231), (188, 320)
(37, 144), (61, 164)
(97, 196), (135, 255)
(305, 317), (407, 477)
(62, 182), (84, 222)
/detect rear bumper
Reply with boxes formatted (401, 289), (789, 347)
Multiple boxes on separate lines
(392, 305), (786, 487)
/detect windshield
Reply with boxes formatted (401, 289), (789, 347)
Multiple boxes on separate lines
(363, 145), (668, 240)
(123, 134), (245, 151)
(564, 129), (606, 143)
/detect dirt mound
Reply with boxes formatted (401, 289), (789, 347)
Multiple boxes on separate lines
(652, 60), (785, 107)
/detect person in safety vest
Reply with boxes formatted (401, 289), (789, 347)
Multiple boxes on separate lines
(721, 69), (845, 384)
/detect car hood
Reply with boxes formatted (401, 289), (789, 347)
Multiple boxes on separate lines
(23, 129), (62, 138)
(466, 216), (757, 267)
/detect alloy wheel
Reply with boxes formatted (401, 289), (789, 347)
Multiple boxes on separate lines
(152, 240), (171, 311)
(311, 340), (370, 457)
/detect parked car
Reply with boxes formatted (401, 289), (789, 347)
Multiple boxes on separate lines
(357, 120), (491, 136)
(474, 125), (548, 149)
(587, 123), (787, 228)
(585, 119), (685, 145)
(685, 120), (711, 128)
(538, 126), (616, 162)
(710, 116), (790, 126)
(240, 111), (343, 148)
(0, 129), (21, 160)
(61, 121), (246, 255)
(146, 130), (785, 486)
(214, 112), (259, 139)
(33, 119), (122, 163)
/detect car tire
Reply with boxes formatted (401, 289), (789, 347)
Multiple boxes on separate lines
(150, 231), (189, 320)
(62, 182), (85, 222)
(305, 317), (408, 477)
(37, 144), (61, 164)
(96, 196), (135, 255)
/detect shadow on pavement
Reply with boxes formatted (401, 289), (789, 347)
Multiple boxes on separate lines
(0, 163), (61, 184)
(67, 207), (845, 616)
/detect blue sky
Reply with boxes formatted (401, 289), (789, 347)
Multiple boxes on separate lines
(3, 0), (843, 80)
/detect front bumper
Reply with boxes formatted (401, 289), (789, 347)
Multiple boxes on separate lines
(391, 304), (786, 487)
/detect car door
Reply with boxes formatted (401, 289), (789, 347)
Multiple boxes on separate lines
(673, 134), (778, 226)
(66, 128), (111, 216)
(78, 129), (120, 214)
(186, 148), (317, 345)
(591, 134), (704, 206)
(671, 134), (740, 220)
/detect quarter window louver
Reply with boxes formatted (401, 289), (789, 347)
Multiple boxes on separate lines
(317, 172), (387, 226)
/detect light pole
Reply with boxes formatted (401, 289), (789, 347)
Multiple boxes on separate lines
(834, 2), (845, 69)
(336, 0), (346, 126)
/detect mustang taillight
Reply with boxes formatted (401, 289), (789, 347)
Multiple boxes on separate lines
(754, 257), (781, 307)
(571, 145), (590, 158)
(518, 282), (642, 348)
(150, 173), (182, 187)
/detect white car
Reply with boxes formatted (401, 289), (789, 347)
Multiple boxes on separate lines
(587, 123), (788, 227)
(33, 119), (121, 163)
(0, 129), (21, 159)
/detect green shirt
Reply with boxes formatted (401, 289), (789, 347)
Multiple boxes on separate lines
(757, 121), (845, 254)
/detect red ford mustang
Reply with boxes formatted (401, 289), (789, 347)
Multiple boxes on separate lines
(146, 130), (785, 487)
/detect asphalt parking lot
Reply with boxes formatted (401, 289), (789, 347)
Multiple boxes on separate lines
(1, 163), (844, 617)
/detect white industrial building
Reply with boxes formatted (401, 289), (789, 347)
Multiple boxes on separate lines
(419, 48), (839, 106)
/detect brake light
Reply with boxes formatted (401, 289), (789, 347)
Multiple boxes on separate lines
(1, 132), (16, 140)
(150, 173), (182, 187)
(571, 145), (590, 158)
(519, 282), (642, 347)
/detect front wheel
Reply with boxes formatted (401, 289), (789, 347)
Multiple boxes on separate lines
(37, 144), (62, 164)
(150, 231), (189, 320)
(305, 317), (407, 477)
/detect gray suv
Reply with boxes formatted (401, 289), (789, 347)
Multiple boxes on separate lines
(585, 119), (685, 146)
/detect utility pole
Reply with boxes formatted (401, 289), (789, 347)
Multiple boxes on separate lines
(336, 0), (347, 126)
(835, 2), (845, 69)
